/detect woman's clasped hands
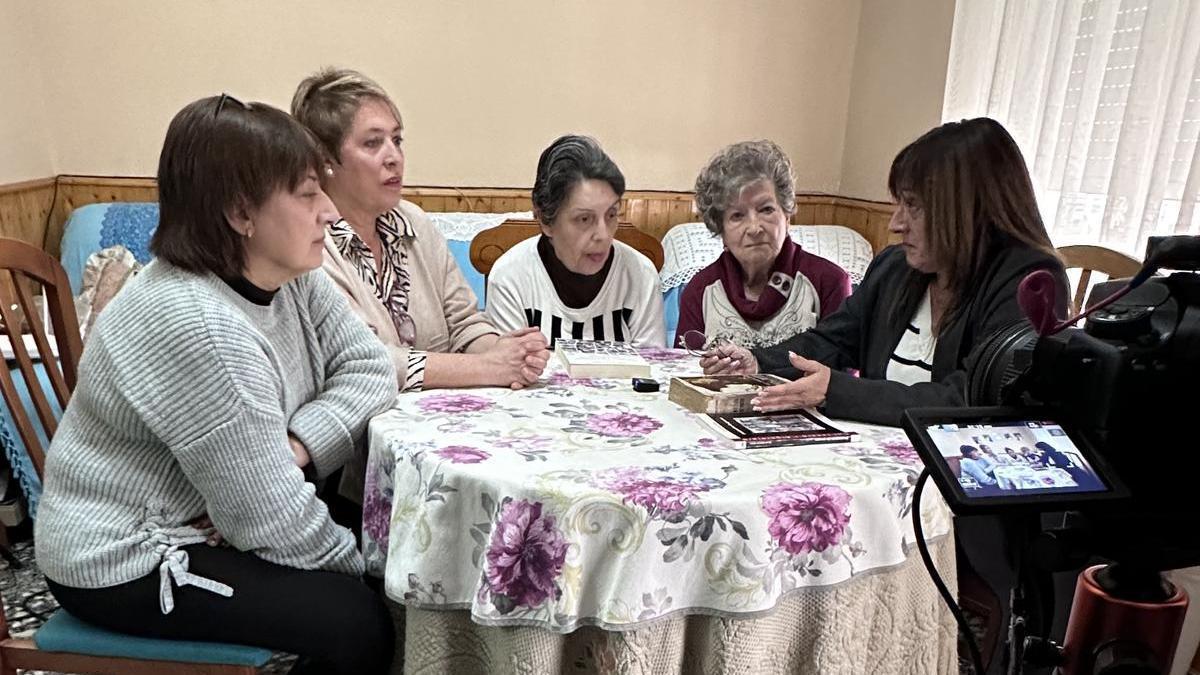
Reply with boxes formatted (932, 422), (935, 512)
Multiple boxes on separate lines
(487, 327), (551, 389)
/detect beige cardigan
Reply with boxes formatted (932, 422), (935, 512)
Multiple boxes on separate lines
(321, 200), (498, 391)
(322, 201), (499, 504)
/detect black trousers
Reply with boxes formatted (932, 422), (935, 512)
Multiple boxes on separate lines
(46, 545), (394, 675)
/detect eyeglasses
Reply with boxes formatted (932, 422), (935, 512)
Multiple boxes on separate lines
(677, 330), (734, 357)
(213, 92), (245, 118)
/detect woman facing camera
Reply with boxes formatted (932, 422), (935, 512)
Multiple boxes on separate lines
(291, 68), (549, 393)
(676, 140), (852, 350)
(486, 135), (666, 347)
(702, 118), (1068, 427)
(34, 96), (395, 674)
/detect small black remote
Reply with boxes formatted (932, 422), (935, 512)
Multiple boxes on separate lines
(631, 378), (660, 393)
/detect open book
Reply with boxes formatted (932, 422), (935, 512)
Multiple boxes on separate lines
(555, 339), (651, 379)
(698, 409), (857, 449)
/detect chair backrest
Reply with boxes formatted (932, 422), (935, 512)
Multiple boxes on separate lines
(0, 238), (84, 479)
(469, 218), (665, 278)
(1057, 244), (1142, 313)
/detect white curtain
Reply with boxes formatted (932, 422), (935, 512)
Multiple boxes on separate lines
(943, 0), (1200, 258)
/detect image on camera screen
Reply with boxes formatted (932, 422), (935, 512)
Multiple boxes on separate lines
(924, 421), (1109, 498)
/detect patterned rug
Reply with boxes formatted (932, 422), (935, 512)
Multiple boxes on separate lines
(0, 538), (296, 674)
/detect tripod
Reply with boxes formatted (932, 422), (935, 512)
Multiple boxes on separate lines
(1008, 526), (1191, 674)
(1058, 564), (1188, 674)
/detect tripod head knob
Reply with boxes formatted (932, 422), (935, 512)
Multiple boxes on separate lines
(1093, 640), (1160, 675)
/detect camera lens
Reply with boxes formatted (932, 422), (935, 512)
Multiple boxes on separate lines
(967, 321), (1040, 406)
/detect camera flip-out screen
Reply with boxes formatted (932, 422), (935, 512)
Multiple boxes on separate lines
(902, 407), (1128, 515)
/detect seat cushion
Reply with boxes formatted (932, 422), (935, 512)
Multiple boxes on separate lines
(34, 609), (273, 666)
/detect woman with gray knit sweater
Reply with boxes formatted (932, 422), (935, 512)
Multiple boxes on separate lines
(34, 96), (398, 674)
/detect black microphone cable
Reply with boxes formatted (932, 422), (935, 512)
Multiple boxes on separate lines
(913, 469), (987, 675)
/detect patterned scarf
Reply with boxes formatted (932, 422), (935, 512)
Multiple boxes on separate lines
(716, 236), (803, 322)
(329, 208), (417, 345)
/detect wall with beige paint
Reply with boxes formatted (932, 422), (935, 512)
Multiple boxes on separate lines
(2, 1), (956, 197)
(0, 2), (54, 184)
(839, 0), (957, 201)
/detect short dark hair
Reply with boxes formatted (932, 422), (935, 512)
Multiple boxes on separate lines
(531, 135), (625, 226)
(151, 95), (323, 279)
(960, 444), (980, 457)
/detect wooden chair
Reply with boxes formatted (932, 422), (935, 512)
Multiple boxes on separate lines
(0, 238), (270, 674)
(469, 219), (665, 283)
(1058, 244), (1142, 313)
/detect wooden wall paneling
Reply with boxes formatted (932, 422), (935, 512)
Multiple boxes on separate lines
(0, 178), (58, 304)
(622, 198), (647, 230)
(0, 178), (56, 248)
(15, 177), (897, 259)
(668, 199), (696, 228)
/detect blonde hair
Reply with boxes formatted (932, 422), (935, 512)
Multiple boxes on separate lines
(290, 67), (404, 164)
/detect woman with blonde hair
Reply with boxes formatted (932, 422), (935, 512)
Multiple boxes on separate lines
(291, 68), (550, 396)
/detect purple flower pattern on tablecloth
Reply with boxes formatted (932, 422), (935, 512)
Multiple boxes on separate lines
(598, 467), (709, 517)
(761, 482), (852, 555)
(362, 462), (393, 553)
(484, 499), (568, 613)
(638, 347), (691, 363)
(435, 445), (491, 464)
(418, 393), (493, 414)
(546, 371), (604, 388)
(879, 439), (921, 465)
(584, 412), (662, 438)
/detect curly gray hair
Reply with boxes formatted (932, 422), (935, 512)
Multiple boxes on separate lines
(693, 140), (796, 235)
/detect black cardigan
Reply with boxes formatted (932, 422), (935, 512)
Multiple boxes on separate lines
(752, 244), (1068, 426)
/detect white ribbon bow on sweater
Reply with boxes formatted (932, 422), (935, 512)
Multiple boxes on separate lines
(153, 533), (234, 614)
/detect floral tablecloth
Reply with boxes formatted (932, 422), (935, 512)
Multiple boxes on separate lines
(363, 348), (952, 635)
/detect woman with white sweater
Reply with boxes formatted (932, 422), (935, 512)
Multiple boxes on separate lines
(34, 95), (397, 674)
(487, 134), (665, 347)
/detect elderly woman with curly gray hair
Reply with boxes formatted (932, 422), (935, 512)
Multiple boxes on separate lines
(674, 140), (852, 351)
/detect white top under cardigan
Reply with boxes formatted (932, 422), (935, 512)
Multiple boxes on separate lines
(486, 237), (666, 348)
(885, 288), (936, 385)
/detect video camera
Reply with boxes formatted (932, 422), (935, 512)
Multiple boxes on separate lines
(902, 235), (1200, 673)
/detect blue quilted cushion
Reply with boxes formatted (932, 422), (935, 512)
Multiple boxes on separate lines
(35, 610), (273, 666)
(445, 239), (486, 309)
(60, 202), (158, 295)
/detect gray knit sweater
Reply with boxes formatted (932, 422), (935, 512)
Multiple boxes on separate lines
(34, 260), (396, 610)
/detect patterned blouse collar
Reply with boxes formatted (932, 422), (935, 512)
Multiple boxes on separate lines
(328, 206), (416, 257)
(327, 206), (419, 347)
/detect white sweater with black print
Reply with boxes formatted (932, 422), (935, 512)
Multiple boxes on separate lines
(486, 237), (666, 348)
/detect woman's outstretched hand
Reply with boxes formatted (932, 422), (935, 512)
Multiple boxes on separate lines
(751, 352), (830, 411)
(699, 342), (758, 375)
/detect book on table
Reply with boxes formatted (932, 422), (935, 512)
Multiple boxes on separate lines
(698, 409), (857, 449)
(668, 374), (791, 414)
(555, 339), (651, 378)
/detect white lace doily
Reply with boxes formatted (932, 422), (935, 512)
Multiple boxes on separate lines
(426, 211), (534, 242)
